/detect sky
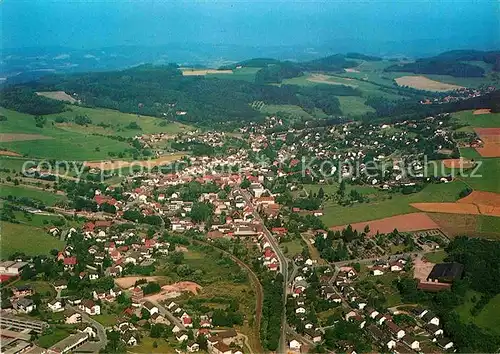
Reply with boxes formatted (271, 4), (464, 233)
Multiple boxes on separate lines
(2, 0), (499, 56)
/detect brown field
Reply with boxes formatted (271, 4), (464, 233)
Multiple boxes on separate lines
(428, 213), (478, 237)
(411, 202), (480, 215)
(442, 158), (475, 169)
(181, 69), (233, 76)
(474, 128), (500, 157)
(0, 150), (21, 157)
(115, 276), (164, 289)
(458, 191), (500, 207)
(344, 68), (360, 73)
(36, 91), (79, 103)
(143, 281), (202, 302)
(0, 133), (53, 142)
(84, 153), (185, 170)
(395, 76), (464, 92)
(329, 212), (440, 236)
(307, 74), (357, 87)
(473, 109), (492, 115)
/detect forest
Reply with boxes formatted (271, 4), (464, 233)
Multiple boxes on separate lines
(0, 64), (361, 126)
(385, 50), (500, 77)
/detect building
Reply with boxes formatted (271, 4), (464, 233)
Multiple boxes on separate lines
(79, 300), (101, 316)
(427, 263), (464, 283)
(47, 332), (89, 354)
(0, 261), (28, 276)
(0, 312), (48, 333)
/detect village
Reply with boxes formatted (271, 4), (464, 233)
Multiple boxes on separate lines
(0, 111), (485, 354)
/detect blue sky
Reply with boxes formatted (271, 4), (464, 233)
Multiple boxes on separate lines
(2, 0), (499, 54)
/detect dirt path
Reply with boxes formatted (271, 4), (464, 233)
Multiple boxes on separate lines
(193, 239), (263, 353)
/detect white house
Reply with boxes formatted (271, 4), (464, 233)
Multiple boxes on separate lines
(143, 301), (159, 316)
(48, 299), (64, 313)
(79, 300), (101, 316)
(289, 339), (302, 351)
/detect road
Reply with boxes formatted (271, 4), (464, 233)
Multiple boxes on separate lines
(70, 306), (108, 351)
(148, 299), (185, 331)
(238, 188), (289, 353)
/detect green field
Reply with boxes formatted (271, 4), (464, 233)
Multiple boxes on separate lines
(453, 110), (500, 128)
(0, 184), (66, 206)
(260, 104), (317, 120)
(0, 106), (192, 160)
(337, 96), (375, 116)
(1, 221), (65, 258)
(93, 313), (119, 327)
(424, 250), (447, 263)
(319, 180), (468, 226)
(455, 291), (500, 336)
(209, 67), (261, 82)
(132, 337), (177, 353)
(459, 158), (500, 193)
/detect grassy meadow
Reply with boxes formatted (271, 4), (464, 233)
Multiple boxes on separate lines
(0, 221), (65, 258)
(0, 106), (192, 160)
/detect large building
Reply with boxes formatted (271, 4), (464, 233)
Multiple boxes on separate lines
(427, 262), (464, 283)
(0, 312), (48, 333)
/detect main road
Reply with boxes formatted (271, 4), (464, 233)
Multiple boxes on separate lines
(237, 188), (289, 353)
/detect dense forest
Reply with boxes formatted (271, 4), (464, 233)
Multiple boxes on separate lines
(385, 50), (500, 77)
(0, 64), (362, 127)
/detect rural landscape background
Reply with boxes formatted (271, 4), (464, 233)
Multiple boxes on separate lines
(0, 1), (499, 354)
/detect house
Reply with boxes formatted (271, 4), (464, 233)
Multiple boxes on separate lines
(402, 335), (420, 350)
(212, 341), (232, 354)
(289, 339), (302, 351)
(422, 311), (440, 326)
(390, 261), (404, 272)
(385, 321), (405, 339)
(187, 341), (200, 352)
(295, 307), (306, 314)
(12, 285), (33, 298)
(304, 328), (322, 343)
(425, 323), (443, 337)
(412, 307), (428, 318)
(15, 298), (36, 313)
(371, 266), (385, 276)
(48, 299), (64, 313)
(143, 301), (159, 316)
(150, 313), (170, 325)
(64, 309), (82, 324)
(79, 300), (101, 316)
(123, 332), (138, 346)
(218, 329), (238, 345)
(182, 314), (193, 328)
(176, 331), (189, 342)
(437, 338), (454, 350)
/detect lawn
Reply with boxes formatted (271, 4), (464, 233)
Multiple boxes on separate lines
(16, 280), (57, 298)
(0, 184), (66, 206)
(37, 328), (72, 348)
(455, 291), (500, 336)
(132, 337), (177, 353)
(0, 221), (65, 258)
(280, 238), (304, 256)
(93, 313), (119, 327)
(320, 180), (468, 226)
(424, 250), (447, 263)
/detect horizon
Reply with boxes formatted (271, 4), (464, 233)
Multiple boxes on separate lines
(2, 0), (499, 58)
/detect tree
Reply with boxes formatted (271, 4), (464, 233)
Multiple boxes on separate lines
(240, 178), (251, 189)
(317, 187), (325, 199)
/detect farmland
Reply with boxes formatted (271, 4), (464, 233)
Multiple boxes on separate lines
(394, 75), (464, 92)
(319, 180), (468, 227)
(0, 221), (65, 258)
(0, 106), (192, 160)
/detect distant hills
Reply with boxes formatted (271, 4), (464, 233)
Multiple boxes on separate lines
(385, 50), (500, 77)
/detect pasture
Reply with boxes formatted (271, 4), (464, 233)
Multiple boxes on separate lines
(1, 221), (65, 258)
(453, 110), (500, 128)
(0, 106), (192, 160)
(0, 184), (66, 206)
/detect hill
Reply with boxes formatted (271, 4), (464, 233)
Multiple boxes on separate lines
(385, 50), (500, 77)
